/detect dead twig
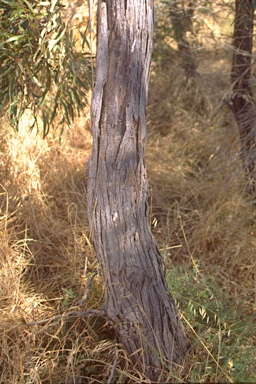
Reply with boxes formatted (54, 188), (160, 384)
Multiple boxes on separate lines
(78, 270), (98, 306)
(26, 308), (105, 326)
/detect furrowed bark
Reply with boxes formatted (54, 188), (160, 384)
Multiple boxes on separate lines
(87, 1), (187, 380)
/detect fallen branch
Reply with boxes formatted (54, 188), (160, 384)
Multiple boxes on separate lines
(26, 308), (106, 326)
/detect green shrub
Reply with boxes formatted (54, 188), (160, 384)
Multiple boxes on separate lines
(166, 261), (256, 382)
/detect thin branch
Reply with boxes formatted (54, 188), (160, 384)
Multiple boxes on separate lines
(77, 271), (98, 306)
(107, 348), (119, 384)
(26, 308), (106, 326)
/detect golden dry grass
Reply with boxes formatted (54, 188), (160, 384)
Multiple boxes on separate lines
(146, 49), (256, 382)
(0, 110), (151, 382)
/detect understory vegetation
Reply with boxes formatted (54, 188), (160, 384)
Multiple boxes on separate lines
(0, 1), (255, 383)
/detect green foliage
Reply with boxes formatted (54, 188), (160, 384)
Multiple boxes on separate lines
(61, 287), (75, 311)
(0, 0), (92, 136)
(166, 262), (256, 383)
(153, 0), (230, 66)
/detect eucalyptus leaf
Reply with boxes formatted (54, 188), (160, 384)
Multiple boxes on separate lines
(0, 0), (92, 136)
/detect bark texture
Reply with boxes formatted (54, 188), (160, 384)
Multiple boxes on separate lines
(231, 0), (256, 191)
(87, 0), (187, 380)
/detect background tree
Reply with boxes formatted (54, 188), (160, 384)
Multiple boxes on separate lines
(231, 0), (256, 191)
(169, 0), (198, 78)
(87, 0), (187, 380)
(153, 0), (218, 119)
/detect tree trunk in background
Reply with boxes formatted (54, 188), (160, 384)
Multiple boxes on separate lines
(231, 0), (256, 192)
(87, 0), (187, 380)
(170, 1), (198, 77)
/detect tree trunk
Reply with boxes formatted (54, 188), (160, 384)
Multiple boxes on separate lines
(87, 0), (187, 380)
(231, 0), (256, 192)
(170, 1), (198, 78)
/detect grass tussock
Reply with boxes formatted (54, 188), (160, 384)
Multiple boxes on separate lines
(1, 12), (256, 384)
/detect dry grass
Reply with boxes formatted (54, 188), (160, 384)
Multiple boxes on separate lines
(146, 48), (255, 382)
(0, 2), (256, 382)
(147, 52), (256, 298)
(0, 110), (152, 382)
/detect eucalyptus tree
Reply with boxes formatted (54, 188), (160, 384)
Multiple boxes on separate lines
(87, 0), (187, 380)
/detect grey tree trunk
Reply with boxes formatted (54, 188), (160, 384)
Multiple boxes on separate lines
(87, 0), (187, 380)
